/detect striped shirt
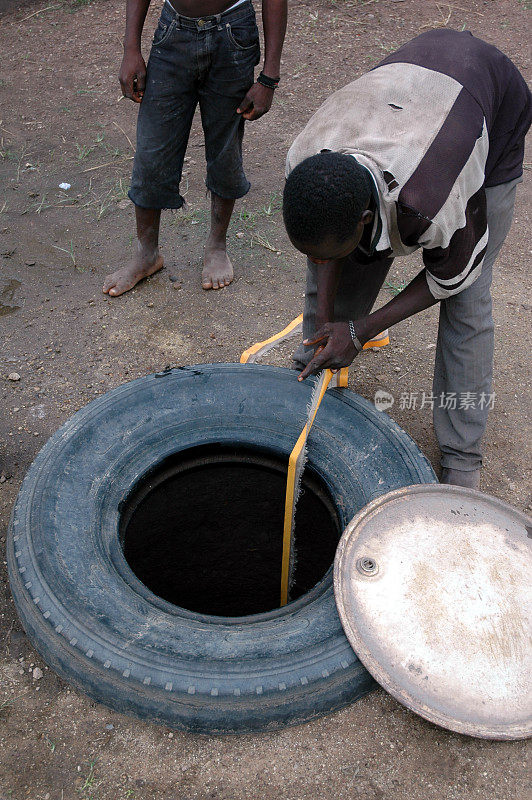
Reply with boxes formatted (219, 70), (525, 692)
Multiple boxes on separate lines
(286, 30), (531, 299)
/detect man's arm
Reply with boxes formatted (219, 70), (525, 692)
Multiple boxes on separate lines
(299, 270), (437, 379)
(315, 259), (343, 329)
(119, 0), (152, 103)
(237, 0), (287, 120)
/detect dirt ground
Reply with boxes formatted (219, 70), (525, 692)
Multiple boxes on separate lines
(0, 0), (531, 796)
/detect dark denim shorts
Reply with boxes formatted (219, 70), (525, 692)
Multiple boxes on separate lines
(129, 0), (260, 210)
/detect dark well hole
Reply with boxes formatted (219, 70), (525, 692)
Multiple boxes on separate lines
(120, 445), (341, 617)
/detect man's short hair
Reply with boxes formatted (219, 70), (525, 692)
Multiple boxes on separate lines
(283, 152), (373, 246)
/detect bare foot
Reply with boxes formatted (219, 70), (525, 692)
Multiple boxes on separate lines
(103, 251), (164, 297)
(202, 243), (233, 290)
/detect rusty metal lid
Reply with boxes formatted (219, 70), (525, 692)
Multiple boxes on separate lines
(334, 484), (532, 740)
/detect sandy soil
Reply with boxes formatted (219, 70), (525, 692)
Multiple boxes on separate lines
(0, 0), (531, 797)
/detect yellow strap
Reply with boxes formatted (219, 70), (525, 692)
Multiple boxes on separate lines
(362, 329), (390, 350)
(240, 314), (303, 364)
(280, 368), (335, 606)
(240, 314), (350, 388)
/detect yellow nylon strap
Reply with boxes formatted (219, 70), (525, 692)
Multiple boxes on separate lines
(240, 314), (349, 386)
(240, 314), (303, 364)
(280, 369), (335, 606)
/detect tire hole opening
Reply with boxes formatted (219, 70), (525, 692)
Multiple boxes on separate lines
(120, 445), (341, 617)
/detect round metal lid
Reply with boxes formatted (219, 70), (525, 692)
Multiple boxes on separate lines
(334, 484), (532, 740)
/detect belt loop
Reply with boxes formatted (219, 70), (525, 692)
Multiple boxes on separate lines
(215, 12), (222, 29)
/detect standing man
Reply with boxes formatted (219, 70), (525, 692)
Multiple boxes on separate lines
(104, 0), (287, 295)
(283, 30), (531, 488)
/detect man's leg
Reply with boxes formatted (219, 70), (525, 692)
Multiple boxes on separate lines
(103, 207), (163, 297)
(104, 8), (198, 297)
(202, 194), (235, 290)
(293, 252), (394, 368)
(434, 178), (521, 487)
(199, 6), (259, 290)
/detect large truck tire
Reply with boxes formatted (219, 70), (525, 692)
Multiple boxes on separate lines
(8, 364), (435, 734)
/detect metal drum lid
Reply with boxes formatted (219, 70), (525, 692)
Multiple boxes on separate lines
(334, 484), (532, 740)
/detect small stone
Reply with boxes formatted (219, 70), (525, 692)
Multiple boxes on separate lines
(147, 302), (154, 308)
(168, 732), (174, 738)
(8, 372), (21, 381)
(25, 260), (36, 266)
(0, 475), (6, 483)
(117, 198), (129, 209)
(172, 283), (182, 290)
(105, 723), (114, 730)
(169, 274), (179, 282)
(235, 232), (245, 239)
(32, 667), (43, 680)
(210, 332), (216, 339)
(13, 407), (20, 412)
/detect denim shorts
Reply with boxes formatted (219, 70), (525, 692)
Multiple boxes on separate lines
(128, 0), (260, 210)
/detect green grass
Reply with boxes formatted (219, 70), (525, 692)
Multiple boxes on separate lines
(384, 279), (408, 296)
(77, 759), (99, 798)
(70, 0), (95, 9)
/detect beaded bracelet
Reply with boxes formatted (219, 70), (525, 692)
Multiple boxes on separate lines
(257, 71), (280, 90)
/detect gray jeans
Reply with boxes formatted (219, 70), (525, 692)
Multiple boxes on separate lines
(293, 177), (520, 471)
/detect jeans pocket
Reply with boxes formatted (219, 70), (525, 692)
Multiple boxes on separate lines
(225, 19), (259, 50)
(153, 18), (176, 47)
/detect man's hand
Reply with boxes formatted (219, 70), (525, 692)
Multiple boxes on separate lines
(237, 83), (275, 120)
(119, 49), (147, 103)
(299, 322), (358, 380)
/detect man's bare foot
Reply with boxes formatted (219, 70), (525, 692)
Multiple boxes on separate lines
(202, 243), (233, 290)
(102, 251), (164, 297)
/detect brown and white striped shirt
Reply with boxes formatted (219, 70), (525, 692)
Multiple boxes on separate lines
(286, 30), (531, 299)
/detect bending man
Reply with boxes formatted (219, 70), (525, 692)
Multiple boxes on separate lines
(283, 29), (531, 489)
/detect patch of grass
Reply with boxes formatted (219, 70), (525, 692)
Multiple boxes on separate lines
(384, 279), (408, 296)
(70, 0), (95, 11)
(75, 142), (95, 161)
(250, 232), (280, 253)
(74, 131), (127, 166)
(111, 178), (130, 202)
(238, 207), (257, 229)
(21, 194), (52, 215)
(0, 694), (23, 712)
(260, 191), (283, 217)
(21, 191), (79, 216)
(77, 759), (99, 798)
(170, 207), (207, 226)
(52, 239), (84, 271)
